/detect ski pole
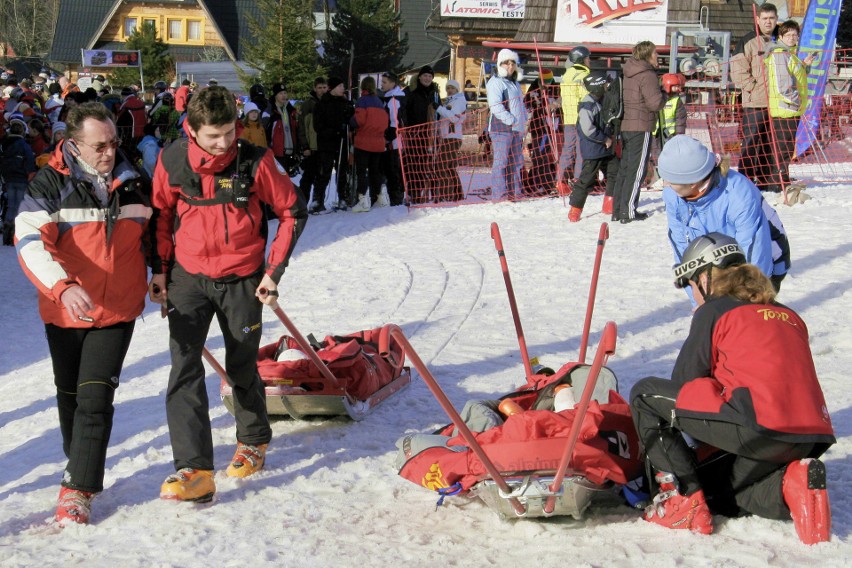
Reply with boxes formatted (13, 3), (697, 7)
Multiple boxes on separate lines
(490, 222), (534, 383)
(382, 323), (527, 517)
(544, 321), (617, 514)
(577, 222), (609, 363)
(153, 283), (230, 382)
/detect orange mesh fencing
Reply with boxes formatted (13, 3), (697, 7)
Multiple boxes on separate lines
(398, 50), (850, 208)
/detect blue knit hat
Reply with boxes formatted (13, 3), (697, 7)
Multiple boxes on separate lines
(657, 135), (716, 184)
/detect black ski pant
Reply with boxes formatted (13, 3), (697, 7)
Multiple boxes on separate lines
(569, 154), (620, 210)
(314, 147), (349, 209)
(630, 377), (815, 520)
(299, 151), (320, 204)
(767, 117), (798, 185)
(46, 320), (135, 493)
(740, 107), (774, 184)
(354, 148), (384, 204)
(611, 131), (652, 220)
(382, 147), (404, 206)
(165, 264), (271, 472)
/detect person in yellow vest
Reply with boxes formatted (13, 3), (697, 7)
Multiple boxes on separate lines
(556, 45), (591, 195)
(765, 19), (814, 190)
(657, 73), (687, 147)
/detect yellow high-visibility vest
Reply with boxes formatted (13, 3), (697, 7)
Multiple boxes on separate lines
(560, 65), (589, 124)
(765, 45), (808, 118)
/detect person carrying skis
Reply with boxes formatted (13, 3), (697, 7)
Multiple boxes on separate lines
(15, 102), (152, 525)
(630, 233), (834, 544)
(149, 86), (307, 503)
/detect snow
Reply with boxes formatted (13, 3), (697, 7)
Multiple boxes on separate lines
(1, 186), (850, 567)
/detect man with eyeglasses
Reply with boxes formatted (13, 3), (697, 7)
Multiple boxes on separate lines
(15, 102), (152, 525)
(731, 2), (780, 191)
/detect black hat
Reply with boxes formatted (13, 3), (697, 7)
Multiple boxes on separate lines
(271, 82), (287, 97)
(418, 65), (434, 77)
(326, 76), (344, 91)
(120, 86), (134, 97)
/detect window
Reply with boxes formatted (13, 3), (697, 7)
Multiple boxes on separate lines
(187, 20), (202, 41)
(168, 19), (183, 40)
(124, 17), (137, 38)
(143, 18), (158, 31)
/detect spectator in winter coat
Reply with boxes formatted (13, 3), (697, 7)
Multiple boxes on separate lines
(523, 69), (560, 196)
(557, 45), (592, 193)
(115, 87), (147, 154)
(239, 102), (268, 148)
(567, 73), (619, 222)
(350, 76), (389, 212)
(150, 92), (181, 144)
(764, 19), (815, 190)
(311, 77), (353, 212)
(730, 2), (779, 190)
(381, 72), (406, 206)
(15, 103), (152, 525)
(487, 49), (528, 201)
(630, 232), (834, 542)
(174, 79), (191, 113)
(149, 86), (307, 504)
(659, 135), (790, 297)
(611, 41), (666, 223)
(44, 82), (64, 123)
(296, 77), (327, 204)
(137, 123), (161, 179)
(406, 65), (441, 203)
(434, 79), (466, 201)
(265, 83), (299, 174)
(1, 117), (37, 244)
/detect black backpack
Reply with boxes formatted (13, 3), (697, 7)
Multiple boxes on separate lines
(0, 137), (29, 180)
(600, 73), (623, 137)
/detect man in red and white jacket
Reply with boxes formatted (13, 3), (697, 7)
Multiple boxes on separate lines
(149, 86), (307, 503)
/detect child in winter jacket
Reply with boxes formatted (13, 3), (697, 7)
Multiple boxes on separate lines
(434, 79), (467, 201)
(239, 102), (268, 148)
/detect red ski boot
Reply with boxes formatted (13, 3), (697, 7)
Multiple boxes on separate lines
(643, 472), (713, 535)
(783, 458), (831, 544)
(56, 486), (94, 526)
(601, 195), (613, 215)
(568, 207), (582, 223)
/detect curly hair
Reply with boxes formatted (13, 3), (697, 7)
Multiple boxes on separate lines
(710, 264), (776, 304)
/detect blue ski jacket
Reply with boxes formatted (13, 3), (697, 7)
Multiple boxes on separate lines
(664, 168), (790, 280)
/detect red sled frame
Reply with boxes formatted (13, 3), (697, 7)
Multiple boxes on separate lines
(219, 302), (411, 421)
(394, 222), (618, 518)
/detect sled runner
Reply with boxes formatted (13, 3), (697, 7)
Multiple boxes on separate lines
(393, 222), (643, 519)
(218, 302), (411, 421)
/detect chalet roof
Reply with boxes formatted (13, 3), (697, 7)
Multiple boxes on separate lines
(47, 0), (260, 65)
(48, 0), (118, 63)
(702, 0), (760, 47)
(514, 0), (556, 42)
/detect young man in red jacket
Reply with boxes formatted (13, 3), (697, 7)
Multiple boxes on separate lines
(149, 86), (307, 503)
(630, 233), (834, 543)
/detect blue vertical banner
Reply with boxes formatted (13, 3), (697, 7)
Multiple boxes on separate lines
(795, 0), (841, 156)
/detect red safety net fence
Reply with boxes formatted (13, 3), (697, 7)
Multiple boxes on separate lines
(398, 49), (851, 209)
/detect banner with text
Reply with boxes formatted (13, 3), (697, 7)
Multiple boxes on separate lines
(795, 0), (840, 157)
(440, 0), (525, 19)
(81, 50), (141, 67)
(554, 0), (669, 45)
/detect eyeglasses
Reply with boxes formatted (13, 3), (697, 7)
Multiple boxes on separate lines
(782, 33), (800, 39)
(74, 138), (120, 155)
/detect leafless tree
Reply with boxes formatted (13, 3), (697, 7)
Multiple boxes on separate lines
(0, 0), (61, 57)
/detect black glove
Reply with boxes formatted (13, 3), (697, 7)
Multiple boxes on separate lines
(431, 100), (440, 111)
(384, 126), (397, 142)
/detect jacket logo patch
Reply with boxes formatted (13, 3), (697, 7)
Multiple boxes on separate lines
(421, 463), (449, 491)
(217, 177), (234, 191)
(756, 308), (797, 326)
(242, 322), (262, 334)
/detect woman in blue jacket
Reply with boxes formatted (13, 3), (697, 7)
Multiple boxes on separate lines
(659, 135), (790, 294)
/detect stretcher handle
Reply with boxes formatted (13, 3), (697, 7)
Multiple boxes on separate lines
(490, 223), (534, 383)
(377, 324), (407, 377)
(153, 283), (230, 383)
(578, 223), (609, 364)
(259, 296), (345, 391)
(385, 324), (527, 516)
(544, 321), (617, 514)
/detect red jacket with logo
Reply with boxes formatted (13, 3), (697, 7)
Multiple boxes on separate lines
(150, 123), (307, 281)
(16, 141), (152, 327)
(673, 296), (835, 447)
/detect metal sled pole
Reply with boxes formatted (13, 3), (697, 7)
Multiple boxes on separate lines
(264, 300), (346, 391)
(544, 321), (617, 514)
(491, 222), (534, 382)
(578, 223), (609, 363)
(381, 324), (527, 516)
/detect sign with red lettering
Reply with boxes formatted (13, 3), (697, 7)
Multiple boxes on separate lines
(555, 0), (669, 44)
(82, 50), (141, 67)
(441, 0), (525, 19)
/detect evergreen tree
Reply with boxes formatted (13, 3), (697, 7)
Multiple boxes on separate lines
(321, 0), (409, 88)
(109, 23), (174, 88)
(837, 3), (851, 50)
(239, 0), (323, 100)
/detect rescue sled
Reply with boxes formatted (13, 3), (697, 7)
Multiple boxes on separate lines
(217, 302), (411, 421)
(393, 223), (643, 519)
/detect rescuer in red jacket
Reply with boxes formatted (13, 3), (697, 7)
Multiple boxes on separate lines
(149, 86), (307, 503)
(630, 232), (835, 544)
